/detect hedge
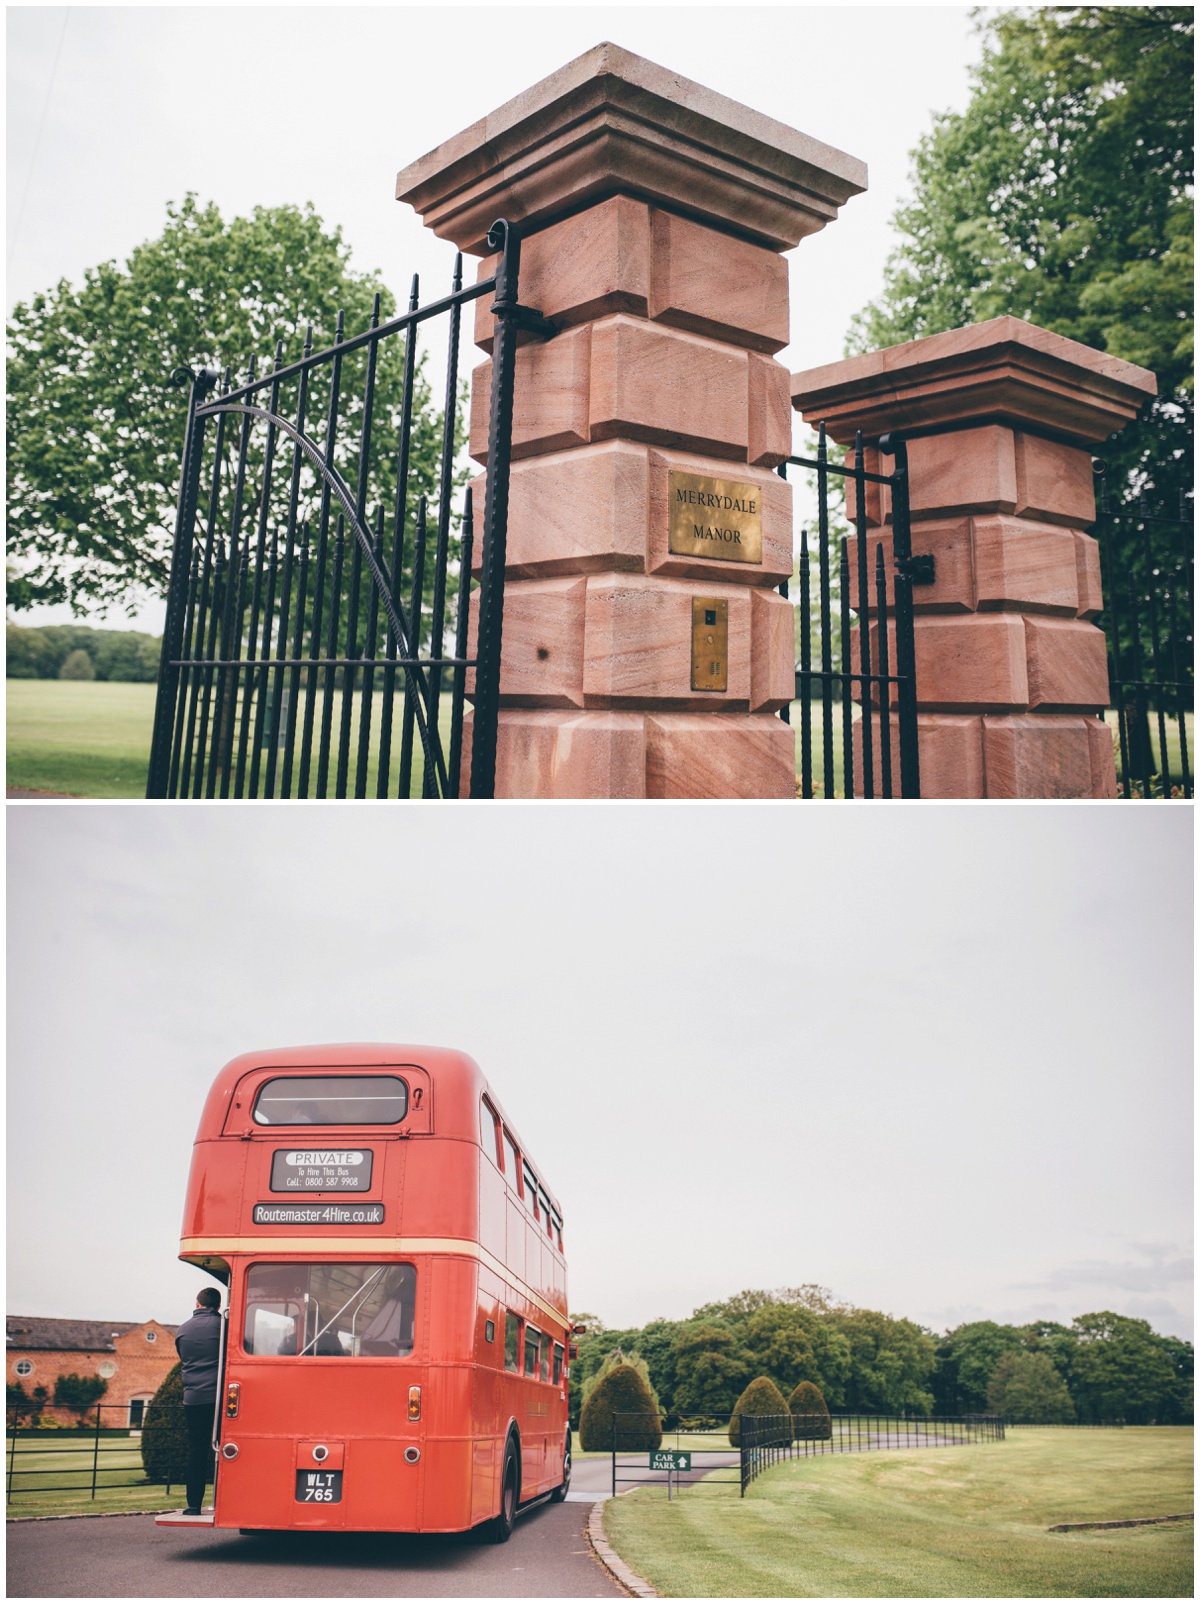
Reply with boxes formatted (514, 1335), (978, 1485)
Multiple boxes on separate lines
(579, 1363), (663, 1452)
(728, 1375), (788, 1446)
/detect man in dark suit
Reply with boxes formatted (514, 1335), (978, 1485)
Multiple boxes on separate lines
(174, 1286), (223, 1516)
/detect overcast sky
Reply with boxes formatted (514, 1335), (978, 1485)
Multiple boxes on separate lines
(7, 804), (1193, 1343)
(7, 3), (986, 632)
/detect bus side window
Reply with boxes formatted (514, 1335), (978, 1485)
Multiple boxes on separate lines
(503, 1131), (521, 1192)
(523, 1165), (539, 1219)
(539, 1190), (553, 1236)
(552, 1212), (564, 1250)
(553, 1342), (564, 1385)
(523, 1326), (542, 1379)
(504, 1312), (521, 1373)
(481, 1098), (502, 1167)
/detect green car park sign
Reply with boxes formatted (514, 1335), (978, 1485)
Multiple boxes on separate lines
(649, 1449), (691, 1472)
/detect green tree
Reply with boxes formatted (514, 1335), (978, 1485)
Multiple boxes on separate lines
(671, 1325), (754, 1418)
(7, 623), (162, 680)
(1066, 1311), (1181, 1423)
(140, 1362), (193, 1484)
(52, 1372), (107, 1422)
(58, 647), (95, 681)
(1156, 1335), (1194, 1425)
(624, 1317), (692, 1416)
(567, 1315), (635, 1430)
(578, 1363), (662, 1452)
(935, 1321), (1027, 1413)
(831, 1308), (936, 1414)
(728, 1375), (789, 1446)
(850, 8), (1193, 529)
(986, 1350), (1076, 1421)
(6, 195), (452, 616)
(6, 1381), (36, 1425)
(581, 1347), (662, 1415)
(787, 1379), (833, 1440)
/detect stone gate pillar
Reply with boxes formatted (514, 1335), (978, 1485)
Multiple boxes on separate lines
(396, 42), (866, 797)
(790, 319), (1157, 798)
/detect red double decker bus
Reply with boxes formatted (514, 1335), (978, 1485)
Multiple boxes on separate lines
(161, 1043), (571, 1537)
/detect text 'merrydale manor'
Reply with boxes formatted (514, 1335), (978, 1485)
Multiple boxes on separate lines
(668, 470), (764, 564)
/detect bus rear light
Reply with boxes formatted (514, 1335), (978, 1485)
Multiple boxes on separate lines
(225, 1383), (240, 1418)
(221, 1442), (239, 1459)
(407, 1386), (421, 1421)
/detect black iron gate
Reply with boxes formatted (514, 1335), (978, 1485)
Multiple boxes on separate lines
(779, 429), (928, 798)
(1093, 469), (1193, 799)
(146, 219), (551, 799)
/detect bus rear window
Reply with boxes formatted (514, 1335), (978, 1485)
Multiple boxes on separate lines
(252, 1075), (408, 1126)
(243, 1262), (415, 1357)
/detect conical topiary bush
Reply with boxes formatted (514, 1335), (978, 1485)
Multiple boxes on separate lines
(728, 1375), (788, 1446)
(787, 1379), (832, 1440)
(579, 1362), (663, 1452)
(140, 1362), (195, 1486)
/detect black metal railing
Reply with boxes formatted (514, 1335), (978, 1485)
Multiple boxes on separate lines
(608, 1414), (742, 1499)
(739, 1412), (1005, 1494)
(1093, 470), (1193, 799)
(6, 1403), (200, 1502)
(607, 1410), (1004, 1501)
(146, 219), (552, 800)
(780, 427), (929, 798)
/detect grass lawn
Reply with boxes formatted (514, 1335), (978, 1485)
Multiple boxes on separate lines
(602, 1426), (1193, 1597)
(5, 1435), (207, 1520)
(6, 680), (156, 797)
(6, 678), (455, 799)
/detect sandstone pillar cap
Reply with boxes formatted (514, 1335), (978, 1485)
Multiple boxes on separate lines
(396, 41), (866, 255)
(790, 316), (1156, 447)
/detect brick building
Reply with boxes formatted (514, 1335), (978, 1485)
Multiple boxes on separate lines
(6, 1317), (179, 1426)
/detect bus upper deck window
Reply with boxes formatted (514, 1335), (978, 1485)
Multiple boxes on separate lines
(481, 1098), (502, 1166)
(539, 1191), (553, 1236)
(504, 1312), (521, 1372)
(523, 1165), (539, 1218)
(503, 1131), (520, 1190)
(552, 1212), (563, 1250)
(252, 1074), (408, 1126)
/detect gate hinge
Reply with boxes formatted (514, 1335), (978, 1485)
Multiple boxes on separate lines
(503, 303), (557, 340)
(901, 554), (936, 585)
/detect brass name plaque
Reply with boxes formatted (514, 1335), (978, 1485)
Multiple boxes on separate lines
(691, 597), (728, 693)
(669, 471), (763, 564)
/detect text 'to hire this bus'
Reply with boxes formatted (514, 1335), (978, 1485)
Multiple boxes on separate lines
(161, 1044), (573, 1538)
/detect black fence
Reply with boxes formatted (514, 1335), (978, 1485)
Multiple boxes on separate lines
(609, 1415), (741, 1499)
(1093, 470), (1193, 799)
(146, 219), (552, 800)
(6, 1403), (201, 1502)
(780, 428), (931, 798)
(739, 1412), (1005, 1493)
(609, 1411), (1004, 1500)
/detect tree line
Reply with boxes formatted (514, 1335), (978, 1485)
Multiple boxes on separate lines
(568, 1287), (1193, 1429)
(7, 623), (161, 682)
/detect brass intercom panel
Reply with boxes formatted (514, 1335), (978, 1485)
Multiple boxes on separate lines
(691, 597), (728, 692)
